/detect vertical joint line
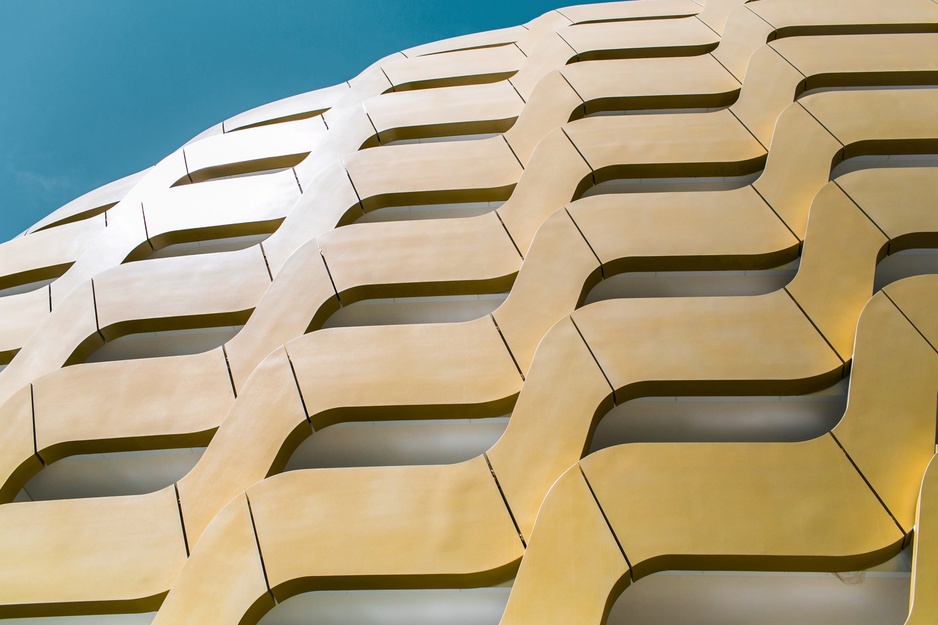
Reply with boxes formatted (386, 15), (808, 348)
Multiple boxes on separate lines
(796, 101), (845, 151)
(507, 79), (527, 104)
(283, 346), (312, 428)
(320, 113), (330, 130)
(318, 246), (342, 305)
(569, 315), (617, 405)
(258, 242), (274, 282)
(558, 70), (587, 118)
(501, 135), (525, 170)
(221, 120), (227, 134)
(560, 127), (595, 187)
(90, 279), (106, 344)
(173, 483), (190, 556)
(182, 149), (194, 184)
(769, 45), (807, 84)
(695, 15), (722, 38)
(555, 30), (580, 63)
(103, 210), (108, 227)
(882, 290), (938, 356)
(47, 284), (52, 312)
(483, 452), (526, 548)
(362, 108), (382, 145)
(292, 167), (303, 194)
(579, 464), (634, 581)
(511, 41), (528, 58)
(379, 67), (396, 92)
(748, 183), (801, 243)
(494, 209), (524, 260)
(490, 314), (525, 381)
(29, 384), (45, 466)
(245, 494), (276, 603)
(221, 344), (238, 399)
(829, 432), (906, 536)
(782, 287), (845, 366)
(565, 207), (604, 278)
(706, 50), (741, 89)
(364, 108), (382, 145)
(554, 8), (573, 23)
(726, 105), (768, 152)
(344, 167), (365, 216)
(745, 4), (778, 34)
(832, 179), (891, 242)
(140, 203), (154, 251)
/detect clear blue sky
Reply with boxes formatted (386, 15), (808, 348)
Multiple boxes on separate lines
(0, 0), (579, 242)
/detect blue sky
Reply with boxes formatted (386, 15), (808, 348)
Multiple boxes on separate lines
(0, 0), (577, 242)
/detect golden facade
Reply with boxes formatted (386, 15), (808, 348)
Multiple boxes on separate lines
(1, 1), (937, 623)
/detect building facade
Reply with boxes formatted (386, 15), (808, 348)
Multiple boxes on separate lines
(0, 0), (937, 623)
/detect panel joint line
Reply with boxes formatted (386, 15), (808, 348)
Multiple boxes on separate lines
(829, 432), (907, 536)
(318, 247), (342, 305)
(782, 287), (846, 367)
(283, 345), (313, 429)
(245, 493), (277, 604)
(291, 167), (303, 194)
(343, 166), (366, 216)
(490, 314), (525, 381)
(221, 344), (238, 399)
(882, 290), (938, 357)
(90, 278), (106, 345)
(579, 464), (634, 581)
(569, 315), (617, 405)
(565, 207), (605, 278)
(501, 135), (525, 170)
(173, 483), (191, 556)
(484, 452), (527, 548)
(140, 202), (154, 251)
(29, 384), (45, 466)
(494, 209), (525, 260)
(258, 242), (274, 282)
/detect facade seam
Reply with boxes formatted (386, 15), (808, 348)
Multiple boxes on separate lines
(493, 209), (525, 260)
(782, 286), (846, 366)
(882, 290), (938, 357)
(89, 278), (106, 345)
(560, 126), (595, 181)
(489, 314), (525, 381)
(564, 207), (605, 278)
(748, 183), (802, 244)
(483, 452), (527, 548)
(140, 202), (154, 252)
(507, 78), (527, 103)
(579, 464), (634, 581)
(501, 134), (525, 170)
(173, 483), (191, 556)
(221, 344), (238, 399)
(555, 30), (580, 63)
(283, 344), (313, 429)
(29, 383), (45, 466)
(317, 246), (342, 305)
(796, 101), (846, 150)
(245, 493), (277, 603)
(832, 179), (893, 244)
(829, 432), (908, 537)
(258, 242), (274, 282)
(569, 315), (617, 405)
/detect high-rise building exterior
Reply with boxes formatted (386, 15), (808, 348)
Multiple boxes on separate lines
(0, 1), (937, 623)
